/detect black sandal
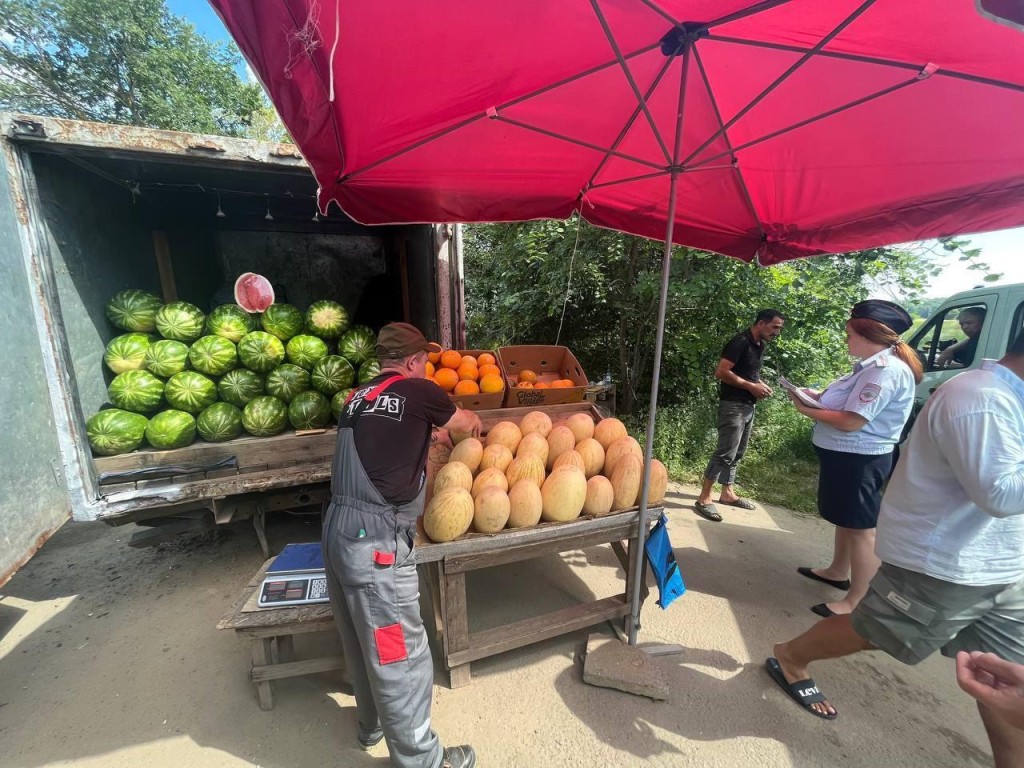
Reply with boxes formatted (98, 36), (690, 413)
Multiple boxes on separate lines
(693, 502), (722, 522)
(765, 658), (837, 720)
(797, 566), (851, 591)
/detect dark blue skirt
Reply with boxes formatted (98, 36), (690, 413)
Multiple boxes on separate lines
(814, 445), (893, 530)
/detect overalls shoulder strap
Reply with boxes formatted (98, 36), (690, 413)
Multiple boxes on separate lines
(344, 374), (405, 407)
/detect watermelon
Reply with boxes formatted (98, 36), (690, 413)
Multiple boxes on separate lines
(265, 364), (310, 403)
(358, 359), (381, 384)
(311, 355), (355, 396)
(217, 369), (265, 407)
(234, 273), (275, 312)
(188, 335), (238, 376)
(331, 388), (355, 421)
(286, 334), (329, 370)
(144, 339), (190, 378)
(145, 410), (196, 450)
(105, 290), (162, 332)
(288, 391), (331, 430)
(197, 402), (244, 442)
(108, 370), (164, 413)
(238, 331), (286, 372)
(261, 304), (305, 341)
(242, 395), (288, 436)
(103, 333), (154, 374)
(206, 304), (256, 343)
(164, 371), (218, 414)
(338, 325), (376, 365)
(86, 409), (148, 455)
(305, 300), (349, 340)
(155, 301), (206, 342)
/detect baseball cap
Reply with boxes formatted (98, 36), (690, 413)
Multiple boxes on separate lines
(850, 299), (913, 335)
(375, 322), (442, 359)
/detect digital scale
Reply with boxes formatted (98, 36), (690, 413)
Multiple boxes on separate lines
(257, 542), (330, 608)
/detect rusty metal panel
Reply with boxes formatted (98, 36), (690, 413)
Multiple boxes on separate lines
(0, 130), (72, 583)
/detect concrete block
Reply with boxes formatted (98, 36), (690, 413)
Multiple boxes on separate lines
(582, 633), (669, 700)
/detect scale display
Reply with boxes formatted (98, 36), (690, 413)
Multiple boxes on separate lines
(257, 542), (330, 608)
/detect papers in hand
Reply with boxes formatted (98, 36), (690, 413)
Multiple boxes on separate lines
(779, 376), (825, 409)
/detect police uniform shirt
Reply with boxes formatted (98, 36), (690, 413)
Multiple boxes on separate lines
(812, 348), (916, 455)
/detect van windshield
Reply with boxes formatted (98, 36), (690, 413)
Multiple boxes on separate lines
(912, 304), (987, 371)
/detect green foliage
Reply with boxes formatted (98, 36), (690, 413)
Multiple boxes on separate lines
(0, 0), (264, 136)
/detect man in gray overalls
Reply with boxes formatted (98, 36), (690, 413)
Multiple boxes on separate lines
(323, 322), (482, 768)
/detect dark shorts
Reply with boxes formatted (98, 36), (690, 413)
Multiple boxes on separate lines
(814, 446), (893, 530)
(851, 563), (1024, 666)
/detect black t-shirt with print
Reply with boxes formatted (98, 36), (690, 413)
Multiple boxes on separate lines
(339, 374), (457, 504)
(718, 329), (765, 404)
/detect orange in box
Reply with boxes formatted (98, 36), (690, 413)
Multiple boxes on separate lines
(497, 345), (589, 408)
(443, 349), (506, 410)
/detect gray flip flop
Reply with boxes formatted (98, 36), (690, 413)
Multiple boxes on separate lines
(719, 497), (756, 510)
(693, 502), (723, 522)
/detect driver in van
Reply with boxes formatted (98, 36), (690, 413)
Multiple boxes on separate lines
(937, 306), (986, 368)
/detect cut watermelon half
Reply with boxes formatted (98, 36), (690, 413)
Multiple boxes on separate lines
(234, 273), (275, 312)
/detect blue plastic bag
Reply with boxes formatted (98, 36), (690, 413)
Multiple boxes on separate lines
(644, 513), (685, 609)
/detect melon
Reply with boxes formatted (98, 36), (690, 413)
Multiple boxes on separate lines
(575, 438), (605, 478)
(604, 435), (644, 477)
(594, 417), (629, 450)
(473, 487), (511, 533)
(545, 425), (576, 470)
(485, 421), (522, 454)
(505, 455), (546, 489)
(433, 461), (473, 494)
(553, 450), (586, 473)
(479, 443), (514, 473)
(647, 458), (669, 506)
(507, 479), (543, 528)
(540, 467), (587, 522)
(449, 437), (484, 473)
(611, 454), (643, 511)
(515, 432), (549, 465)
(234, 272), (274, 312)
(566, 412), (595, 444)
(583, 475), (615, 517)
(423, 488), (474, 542)
(472, 466), (509, 497)
(519, 410), (552, 438)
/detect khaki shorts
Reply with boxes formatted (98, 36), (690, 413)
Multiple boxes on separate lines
(850, 563), (1024, 666)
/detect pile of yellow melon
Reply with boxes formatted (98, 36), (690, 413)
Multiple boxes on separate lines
(422, 412), (669, 543)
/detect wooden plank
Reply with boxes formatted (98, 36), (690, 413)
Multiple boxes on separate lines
(415, 510), (643, 564)
(442, 570), (470, 684)
(446, 595), (630, 667)
(153, 231), (177, 302)
(222, 603), (334, 632)
(444, 523), (638, 574)
(251, 638), (276, 710)
(94, 429), (337, 475)
(251, 655), (344, 682)
(236, 620), (336, 640)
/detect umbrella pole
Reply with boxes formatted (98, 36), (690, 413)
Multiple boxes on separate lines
(626, 167), (680, 646)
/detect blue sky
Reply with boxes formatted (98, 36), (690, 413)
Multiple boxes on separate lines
(170, 1), (1022, 298)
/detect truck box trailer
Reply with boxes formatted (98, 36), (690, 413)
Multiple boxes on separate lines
(0, 113), (465, 583)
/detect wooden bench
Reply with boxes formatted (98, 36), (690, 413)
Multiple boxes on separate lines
(218, 508), (653, 707)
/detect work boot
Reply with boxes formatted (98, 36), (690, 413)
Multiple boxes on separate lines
(357, 723), (384, 750)
(441, 745), (477, 768)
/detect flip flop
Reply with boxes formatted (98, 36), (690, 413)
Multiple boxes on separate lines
(811, 603), (837, 618)
(718, 497), (756, 510)
(693, 502), (723, 522)
(765, 658), (838, 720)
(797, 566), (851, 591)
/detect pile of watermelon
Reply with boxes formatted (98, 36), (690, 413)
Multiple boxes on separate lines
(87, 288), (380, 456)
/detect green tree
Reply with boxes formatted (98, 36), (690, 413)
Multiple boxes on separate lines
(0, 0), (264, 137)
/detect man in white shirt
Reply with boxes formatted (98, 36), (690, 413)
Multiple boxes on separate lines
(765, 342), (1024, 768)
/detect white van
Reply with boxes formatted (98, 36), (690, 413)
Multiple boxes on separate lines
(907, 283), (1024, 411)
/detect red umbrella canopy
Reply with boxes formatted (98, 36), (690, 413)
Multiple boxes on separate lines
(212, 0), (1024, 264)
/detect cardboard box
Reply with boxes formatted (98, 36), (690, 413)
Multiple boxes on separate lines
(497, 345), (589, 408)
(443, 349), (506, 411)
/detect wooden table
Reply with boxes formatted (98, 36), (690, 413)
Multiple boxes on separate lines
(216, 558), (343, 711)
(218, 508), (653, 706)
(416, 509), (652, 688)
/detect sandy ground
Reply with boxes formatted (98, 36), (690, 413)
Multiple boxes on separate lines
(0, 484), (995, 768)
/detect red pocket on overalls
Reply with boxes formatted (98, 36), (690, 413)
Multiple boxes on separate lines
(375, 623), (408, 664)
(373, 550), (396, 565)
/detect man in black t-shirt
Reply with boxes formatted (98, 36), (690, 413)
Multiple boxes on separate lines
(694, 309), (784, 522)
(322, 322), (481, 768)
